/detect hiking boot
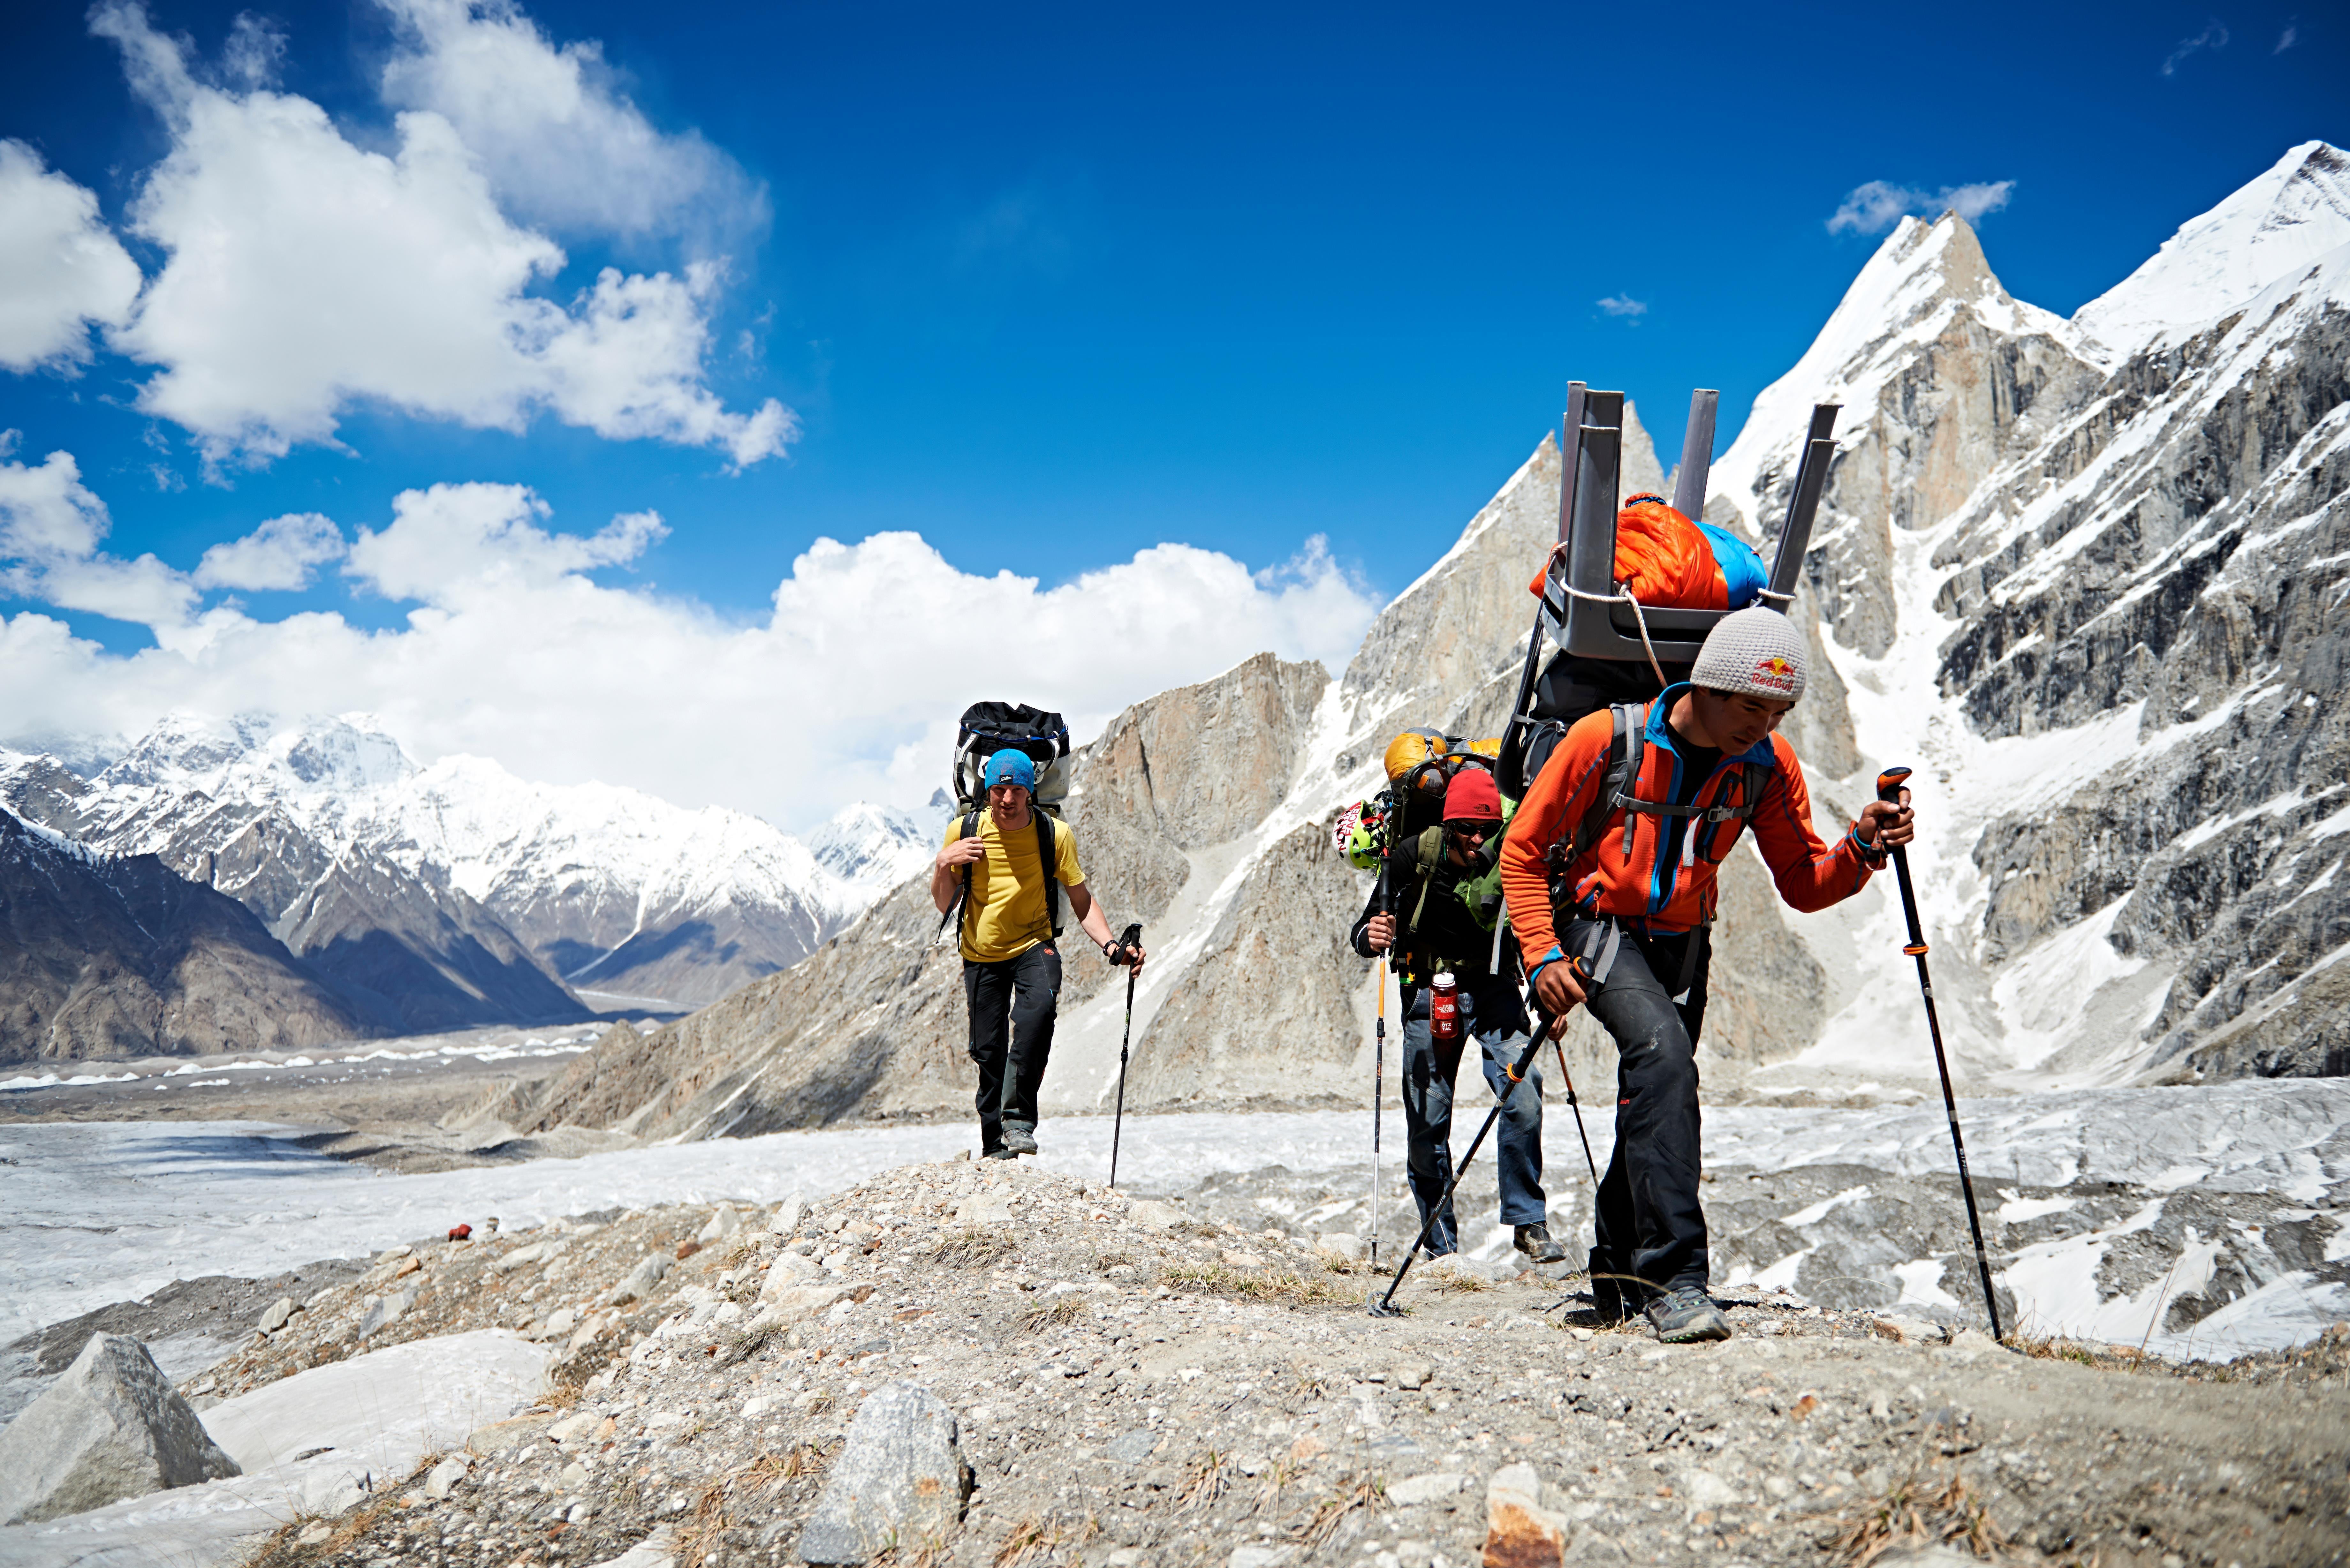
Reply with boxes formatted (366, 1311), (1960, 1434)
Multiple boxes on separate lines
(1645, 1285), (1732, 1344)
(1001, 1122), (1039, 1156)
(981, 1147), (1016, 1160)
(1513, 1223), (1567, 1265)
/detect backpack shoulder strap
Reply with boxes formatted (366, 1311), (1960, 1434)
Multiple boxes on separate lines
(1036, 812), (1062, 936)
(1618, 706), (1649, 859)
(1406, 825), (1445, 932)
(936, 810), (984, 944)
(1565, 703), (1638, 866)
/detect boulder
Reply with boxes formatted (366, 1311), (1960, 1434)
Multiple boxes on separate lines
(796, 1383), (973, 1564)
(611, 1253), (672, 1304)
(1481, 1462), (1567, 1568)
(697, 1204), (742, 1245)
(0, 1333), (241, 1524)
(769, 1194), (807, 1236)
(357, 1288), (416, 1338)
(256, 1296), (296, 1335)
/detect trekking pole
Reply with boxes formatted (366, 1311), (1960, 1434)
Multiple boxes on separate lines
(1550, 1038), (1602, 1190)
(1875, 768), (2003, 1341)
(1106, 922), (1144, 1188)
(1368, 999), (1563, 1317)
(1371, 955), (1386, 1268)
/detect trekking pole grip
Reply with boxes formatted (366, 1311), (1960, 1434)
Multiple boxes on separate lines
(1875, 765), (1911, 804)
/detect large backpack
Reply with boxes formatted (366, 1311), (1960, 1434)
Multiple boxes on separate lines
(937, 702), (1073, 947)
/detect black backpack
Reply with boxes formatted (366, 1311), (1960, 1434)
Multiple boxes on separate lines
(937, 702), (1073, 948)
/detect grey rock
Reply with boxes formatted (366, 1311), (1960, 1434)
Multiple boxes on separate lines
(795, 1382), (972, 1564)
(255, 1296), (295, 1334)
(611, 1253), (672, 1304)
(356, 1289), (415, 1338)
(0, 1332), (240, 1524)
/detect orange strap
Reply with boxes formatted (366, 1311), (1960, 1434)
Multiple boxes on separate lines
(1903, 943), (1929, 956)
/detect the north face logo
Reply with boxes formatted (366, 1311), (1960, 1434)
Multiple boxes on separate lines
(1751, 655), (1799, 692)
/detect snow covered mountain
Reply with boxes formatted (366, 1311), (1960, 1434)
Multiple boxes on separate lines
(803, 794), (953, 890)
(0, 714), (937, 1021)
(514, 139), (2350, 1156)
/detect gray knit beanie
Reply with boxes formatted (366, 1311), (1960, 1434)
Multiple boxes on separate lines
(1689, 607), (1807, 703)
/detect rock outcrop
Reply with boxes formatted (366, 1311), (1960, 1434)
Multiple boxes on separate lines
(0, 1332), (239, 1524)
(796, 1382), (973, 1564)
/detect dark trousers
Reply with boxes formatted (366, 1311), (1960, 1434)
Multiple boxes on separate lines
(963, 943), (1061, 1154)
(1565, 916), (1711, 1302)
(1399, 971), (1546, 1255)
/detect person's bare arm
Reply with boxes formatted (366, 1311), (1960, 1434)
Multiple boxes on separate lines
(932, 835), (984, 913)
(1066, 883), (1146, 974)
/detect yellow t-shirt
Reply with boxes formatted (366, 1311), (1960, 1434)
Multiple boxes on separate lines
(945, 810), (1087, 963)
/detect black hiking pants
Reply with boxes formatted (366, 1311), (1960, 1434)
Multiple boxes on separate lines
(964, 942), (1061, 1154)
(1564, 916), (1711, 1307)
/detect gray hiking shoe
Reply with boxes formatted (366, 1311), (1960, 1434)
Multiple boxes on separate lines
(1001, 1122), (1039, 1156)
(1513, 1223), (1567, 1265)
(1646, 1285), (1732, 1343)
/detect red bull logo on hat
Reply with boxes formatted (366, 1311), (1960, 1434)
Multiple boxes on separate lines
(1751, 654), (1800, 694)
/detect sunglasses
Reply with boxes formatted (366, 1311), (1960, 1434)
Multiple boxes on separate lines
(1444, 820), (1496, 840)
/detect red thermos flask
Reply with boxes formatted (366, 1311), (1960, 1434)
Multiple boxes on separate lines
(1429, 971), (1462, 1043)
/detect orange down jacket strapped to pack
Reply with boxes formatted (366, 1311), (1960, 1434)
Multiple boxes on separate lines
(1498, 695), (1878, 962)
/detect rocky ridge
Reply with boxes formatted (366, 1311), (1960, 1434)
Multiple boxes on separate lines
(0, 805), (367, 1063)
(1702, 139), (2350, 1086)
(87, 1157), (2350, 1568)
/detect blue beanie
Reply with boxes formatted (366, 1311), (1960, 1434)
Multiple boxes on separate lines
(982, 749), (1037, 792)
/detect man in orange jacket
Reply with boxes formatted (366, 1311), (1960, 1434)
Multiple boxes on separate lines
(1498, 607), (1913, 1342)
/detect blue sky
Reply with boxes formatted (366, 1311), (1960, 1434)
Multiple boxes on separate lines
(0, 0), (2342, 826)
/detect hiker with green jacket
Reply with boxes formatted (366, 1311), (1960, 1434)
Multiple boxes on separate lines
(1349, 766), (1565, 1265)
(934, 749), (1145, 1160)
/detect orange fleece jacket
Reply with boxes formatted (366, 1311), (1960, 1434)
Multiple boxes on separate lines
(1500, 693), (1878, 971)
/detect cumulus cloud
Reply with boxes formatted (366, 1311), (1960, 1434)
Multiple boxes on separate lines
(1596, 295), (1648, 320)
(0, 468), (1381, 830)
(377, 0), (760, 245)
(2161, 20), (2229, 75)
(1827, 178), (2015, 236)
(0, 141), (143, 373)
(74, 2), (790, 468)
(192, 512), (345, 591)
(0, 444), (198, 627)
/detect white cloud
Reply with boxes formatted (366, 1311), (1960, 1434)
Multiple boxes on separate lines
(1596, 295), (1648, 320)
(2161, 20), (2229, 76)
(0, 141), (143, 373)
(343, 481), (665, 597)
(0, 470), (1381, 830)
(78, 2), (791, 468)
(376, 0), (759, 245)
(2274, 23), (2298, 53)
(1827, 178), (2015, 236)
(0, 444), (197, 627)
(192, 512), (345, 591)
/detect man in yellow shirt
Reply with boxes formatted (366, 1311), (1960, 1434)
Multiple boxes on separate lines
(932, 749), (1146, 1158)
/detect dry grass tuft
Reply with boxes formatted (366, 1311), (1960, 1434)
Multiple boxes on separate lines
(1428, 1269), (1496, 1295)
(717, 1318), (784, 1368)
(1161, 1261), (1358, 1306)
(1827, 1467), (2008, 1565)
(1179, 1449), (1229, 1511)
(927, 1227), (1019, 1269)
(991, 1513), (1055, 1568)
(1297, 1473), (1384, 1551)
(1020, 1296), (1086, 1333)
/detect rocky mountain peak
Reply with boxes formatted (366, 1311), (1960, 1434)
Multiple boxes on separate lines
(2074, 139), (2350, 363)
